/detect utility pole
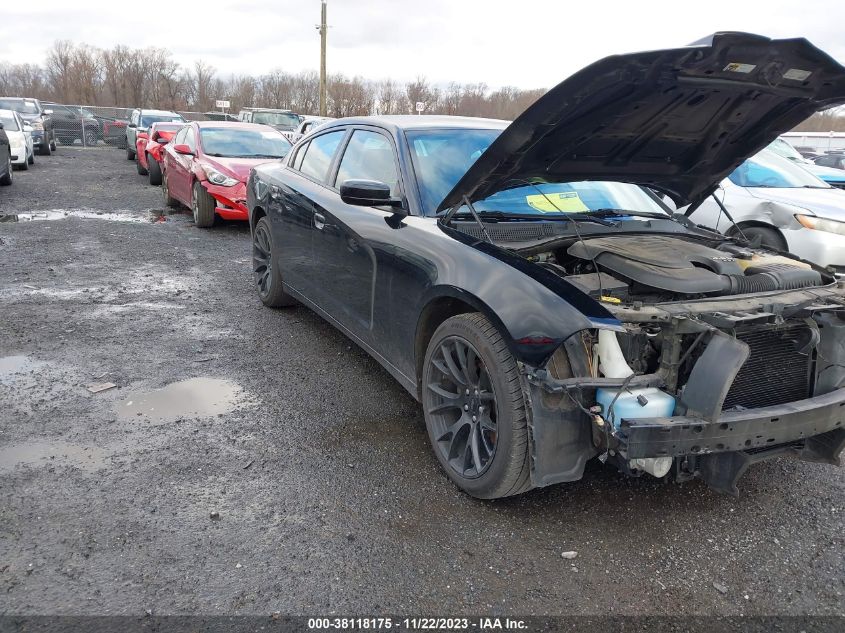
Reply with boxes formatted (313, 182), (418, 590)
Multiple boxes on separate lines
(319, 0), (327, 116)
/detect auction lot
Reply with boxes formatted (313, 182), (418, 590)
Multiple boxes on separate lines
(0, 148), (842, 615)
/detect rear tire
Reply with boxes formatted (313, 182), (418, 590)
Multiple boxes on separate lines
(136, 155), (148, 176)
(28, 150), (34, 165)
(735, 226), (787, 251)
(192, 181), (216, 228)
(85, 129), (97, 146)
(148, 156), (162, 185)
(126, 146), (135, 160)
(421, 313), (533, 499)
(18, 158), (28, 171)
(38, 142), (51, 156)
(162, 172), (180, 208)
(49, 136), (56, 151)
(252, 216), (297, 307)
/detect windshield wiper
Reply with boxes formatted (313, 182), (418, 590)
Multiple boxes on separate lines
(446, 209), (616, 226)
(591, 208), (673, 220)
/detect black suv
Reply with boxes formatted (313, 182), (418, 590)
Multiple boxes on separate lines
(0, 97), (55, 155)
(44, 103), (101, 146)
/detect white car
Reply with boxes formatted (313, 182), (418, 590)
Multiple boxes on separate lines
(0, 108), (34, 170)
(687, 149), (845, 273)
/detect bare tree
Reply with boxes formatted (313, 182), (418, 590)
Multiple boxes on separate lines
(376, 79), (407, 114)
(23, 38), (571, 125)
(192, 60), (217, 111)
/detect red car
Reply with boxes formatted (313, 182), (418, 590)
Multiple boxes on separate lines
(161, 121), (292, 227)
(136, 122), (183, 185)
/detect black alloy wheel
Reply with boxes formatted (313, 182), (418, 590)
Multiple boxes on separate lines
(252, 216), (296, 307)
(427, 335), (498, 478)
(422, 313), (533, 499)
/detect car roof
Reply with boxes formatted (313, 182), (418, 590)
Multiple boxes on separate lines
(319, 115), (510, 133)
(140, 109), (181, 115)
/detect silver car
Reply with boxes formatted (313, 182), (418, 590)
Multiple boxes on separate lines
(688, 149), (845, 273)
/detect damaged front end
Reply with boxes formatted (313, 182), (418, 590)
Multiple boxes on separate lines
(519, 237), (845, 495)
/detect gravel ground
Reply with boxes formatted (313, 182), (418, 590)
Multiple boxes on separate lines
(0, 148), (843, 617)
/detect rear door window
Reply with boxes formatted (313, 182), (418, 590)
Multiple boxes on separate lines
(297, 130), (345, 183)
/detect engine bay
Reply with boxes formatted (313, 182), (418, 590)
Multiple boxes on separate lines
(518, 233), (845, 491)
(523, 234), (830, 305)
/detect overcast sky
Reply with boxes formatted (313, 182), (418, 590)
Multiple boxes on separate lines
(2, 0), (845, 89)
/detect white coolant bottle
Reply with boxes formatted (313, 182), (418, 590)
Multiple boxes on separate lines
(595, 331), (676, 478)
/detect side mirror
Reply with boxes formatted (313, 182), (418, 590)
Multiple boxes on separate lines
(43, 109), (53, 115)
(128, 122), (137, 128)
(340, 179), (403, 209)
(24, 124), (33, 132)
(173, 144), (193, 155)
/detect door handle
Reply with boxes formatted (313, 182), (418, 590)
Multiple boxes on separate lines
(314, 213), (326, 230)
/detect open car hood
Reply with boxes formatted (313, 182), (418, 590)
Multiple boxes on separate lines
(437, 32), (845, 211)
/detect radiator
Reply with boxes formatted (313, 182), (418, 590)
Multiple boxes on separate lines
(723, 324), (813, 410)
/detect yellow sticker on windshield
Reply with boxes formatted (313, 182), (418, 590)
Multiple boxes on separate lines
(525, 192), (589, 213)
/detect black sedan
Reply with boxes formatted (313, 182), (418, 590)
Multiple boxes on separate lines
(247, 33), (845, 498)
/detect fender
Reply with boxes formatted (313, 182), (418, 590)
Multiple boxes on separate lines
(417, 223), (622, 368)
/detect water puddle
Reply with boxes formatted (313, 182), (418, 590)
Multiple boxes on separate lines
(0, 209), (157, 223)
(0, 355), (46, 386)
(0, 440), (110, 472)
(117, 377), (247, 423)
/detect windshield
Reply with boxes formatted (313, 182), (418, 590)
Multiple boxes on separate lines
(0, 98), (38, 114)
(0, 113), (20, 131)
(251, 112), (300, 127)
(768, 138), (810, 164)
(728, 149), (830, 189)
(407, 128), (669, 218)
(407, 128), (501, 212)
(472, 181), (669, 217)
(199, 127), (292, 158)
(141, 113), (184, 127)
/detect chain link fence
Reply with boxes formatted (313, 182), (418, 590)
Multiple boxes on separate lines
(42, 104), (224, 149)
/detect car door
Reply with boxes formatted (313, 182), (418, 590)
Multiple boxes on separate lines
(169, 125), (197, 204)
(309, 127), (404, 345)
(271, 129), (347, 300)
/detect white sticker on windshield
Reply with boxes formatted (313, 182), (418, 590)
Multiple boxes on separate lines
(723, 63), (756, 74)
(783, 68), (812, 81)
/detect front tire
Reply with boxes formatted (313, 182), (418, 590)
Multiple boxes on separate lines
(38, 141), (51, 156)
(191, 181), (216, 228)
(422, 313), (533, 499)
(252, 216), (297, 307)
(735, 226), (788, 252)
(147, 156), (162, 185)
(28, 150), (34, 165)
(85, 129), (97, 146)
